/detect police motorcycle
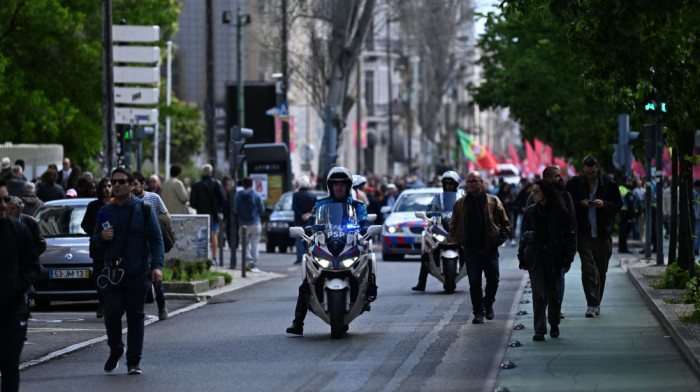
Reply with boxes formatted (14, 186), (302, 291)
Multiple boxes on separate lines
(413, 173), (466, 293)
(289, 202), (381, 339)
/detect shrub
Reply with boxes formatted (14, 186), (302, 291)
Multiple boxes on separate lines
(653, 262), (690, 290)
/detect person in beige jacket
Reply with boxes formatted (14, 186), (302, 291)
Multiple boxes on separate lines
(161, 165), (189, 214)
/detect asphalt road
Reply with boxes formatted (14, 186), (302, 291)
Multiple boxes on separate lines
(18, 246), (525, 392)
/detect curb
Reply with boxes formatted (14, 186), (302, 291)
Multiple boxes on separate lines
(626, 266), (700, 375)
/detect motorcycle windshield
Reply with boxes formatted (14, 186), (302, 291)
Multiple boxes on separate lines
(442, 192), (457, 214)
(315, 202), (359, 232)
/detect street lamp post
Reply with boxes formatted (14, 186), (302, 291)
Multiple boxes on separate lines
(386, 14), (394, 172)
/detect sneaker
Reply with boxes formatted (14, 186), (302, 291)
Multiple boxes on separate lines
(594, 306), (600, 316)
(96, 303), (104, 319)
(104, 347), (124, 373)
(509, 239), (517, 246)
(250, 266), (260, 272)
(158, 302), (168, 321)
(411, 284), (425, 292)
(485, 306), (495, 320)
(293, 259), (302, 265)
(472, 314), (485, 324)
(585, 306), (596, 318)
(126, 358), (141, 375)
(550, 324), (560, 338)
(211, 258), (219, 267)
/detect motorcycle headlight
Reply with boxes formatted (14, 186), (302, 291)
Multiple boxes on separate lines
(314, 257), (331, 269)
(341, 256), (359, 268)
(386, 225), (402, 234)
(432, 233), (446, 242)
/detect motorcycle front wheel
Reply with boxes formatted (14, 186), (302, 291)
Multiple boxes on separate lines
(443, 258), (457, 293)
(328, 290), (346, 339)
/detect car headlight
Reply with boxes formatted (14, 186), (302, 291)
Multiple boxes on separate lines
(386, 225), (402, 234)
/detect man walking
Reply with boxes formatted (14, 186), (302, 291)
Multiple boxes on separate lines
(565, 156), (622, 318)
(234, 177), (265, 271)
(449, 171), (510, 324)
(0, 180), (40, 392)
(161, 165), (189, 214)
(7, 196), (47, 255)
(92, 168), (164, 374)
(291, 175), (316, 265)
(190, 164), (226, 266)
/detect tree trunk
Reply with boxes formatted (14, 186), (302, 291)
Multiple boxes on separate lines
(677, 129), (696, 277)
(668, 144), (678, 264)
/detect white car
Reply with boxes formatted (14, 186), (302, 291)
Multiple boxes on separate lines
(380, 188), (442, 261)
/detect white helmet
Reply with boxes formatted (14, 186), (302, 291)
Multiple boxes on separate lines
(352, 175), (367, 189)
(327, 167), (353, 198)
(441, 170), (460, 191)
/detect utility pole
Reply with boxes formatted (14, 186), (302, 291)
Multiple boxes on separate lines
(281, 0), (290, 149)
(206, 0), (216, 170)
(101, 0), (115, 176)
(386, 13), (394, 172)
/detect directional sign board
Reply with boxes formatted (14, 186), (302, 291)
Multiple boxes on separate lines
(113, 25), (160, 43)
(114, 87), (159, 105)
(114, 66), (160, 84)
(113, 46), (160, 63)
(115, 108), (159, 125)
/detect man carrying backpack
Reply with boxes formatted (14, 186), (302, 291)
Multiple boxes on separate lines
(234, 177), (265, 271)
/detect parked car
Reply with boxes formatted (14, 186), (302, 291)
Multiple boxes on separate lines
(31, 198), (97, 308)
(265, 190), (326, 253)
(380, 187), (442, 261)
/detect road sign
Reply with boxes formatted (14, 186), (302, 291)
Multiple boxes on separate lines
(113, 46), (160, 63)
(114, 87), (159, 104)
(115, 108), (159, 125)
(277, 102), (289, 119)
(114, 66), (160, 84)
(113, 25), (160, 43)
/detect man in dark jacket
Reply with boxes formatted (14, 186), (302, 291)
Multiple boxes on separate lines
(0, 179), (40, 392)
(7, 196), (47, 255)
(291, 175), (317, 264)
(92, 168), (164, 375)
(190, 164), (226, 266)
(565, 155), (622, 318)
(449, 171), (511, 324)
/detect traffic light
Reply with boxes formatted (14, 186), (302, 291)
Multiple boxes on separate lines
(643, 88), (666, 116)
(613, 114), (638, 177)
(229, 125), (254, 171)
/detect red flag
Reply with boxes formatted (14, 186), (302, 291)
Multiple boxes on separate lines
(508, 143), (520, 167)
(543, 145), (552, 166)
(631, 159), (645, 178)
(553, 157), (568, 171)
(525, 140), (537, 177)
(499, 151), (507, 163)
(471, 142), (499, 172)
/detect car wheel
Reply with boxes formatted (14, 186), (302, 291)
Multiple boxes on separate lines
(278, 246), (288, 253)
(266, 243), (275, 253)
(382, 252), (403, 261)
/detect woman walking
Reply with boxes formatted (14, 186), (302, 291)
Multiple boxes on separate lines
(518, 180), (576, 341)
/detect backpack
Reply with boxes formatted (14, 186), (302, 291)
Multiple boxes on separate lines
(143, 203), (175, 253)
(238, 191), (256, 222)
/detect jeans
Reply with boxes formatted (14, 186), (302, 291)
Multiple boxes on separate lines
(465, 248), (500, 315)
(295, 237), (307, 262)
(103, 270), (151, 360)
(155, 281), (166, 308)
(577, 235), (612, 307)
(528, 261), (561, 334)
(239, 223), (262, 265)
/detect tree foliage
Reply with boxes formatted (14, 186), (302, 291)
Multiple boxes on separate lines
(0, 0), (186, 170)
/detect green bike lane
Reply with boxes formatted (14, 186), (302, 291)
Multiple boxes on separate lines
(494, 251), (700, 391)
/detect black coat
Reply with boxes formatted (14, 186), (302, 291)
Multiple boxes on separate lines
(519, 203), (576, 272)
(292, 187), (317, 226)
(19, 213), (47, 256)
(190, 176), (226, 219)
(565, 173), (622, 237)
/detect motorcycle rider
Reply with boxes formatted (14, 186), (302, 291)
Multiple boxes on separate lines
(286, 167), (376, 335)
(412, 170), (461, 291)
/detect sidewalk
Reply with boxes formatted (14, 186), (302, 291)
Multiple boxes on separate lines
(495, 250), (700, 391)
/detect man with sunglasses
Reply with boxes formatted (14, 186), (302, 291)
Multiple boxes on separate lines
(92, 168), (164, 375)
(0, 179), (40, 392)
(565, 156), (622, 318)
(449, 171), (511, 324)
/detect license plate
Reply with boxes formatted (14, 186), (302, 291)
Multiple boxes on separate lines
(50, 269), (90, 279)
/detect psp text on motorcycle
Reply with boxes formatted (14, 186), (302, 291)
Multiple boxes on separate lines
(289, 203), (381, 339)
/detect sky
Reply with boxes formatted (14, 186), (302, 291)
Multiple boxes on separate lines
(474, 0), (500, 36)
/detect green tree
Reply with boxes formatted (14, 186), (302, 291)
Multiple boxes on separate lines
(0, 0), (183, 170)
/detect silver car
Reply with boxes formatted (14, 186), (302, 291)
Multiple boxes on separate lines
(31, 198), (97, 308)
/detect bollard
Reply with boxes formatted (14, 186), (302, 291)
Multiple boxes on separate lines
(241, 225), (247, 278)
